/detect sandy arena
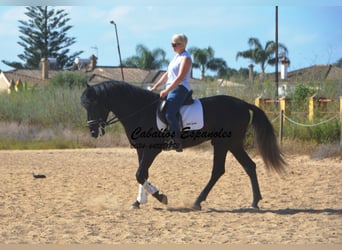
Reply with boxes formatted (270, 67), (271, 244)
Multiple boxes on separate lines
(0, 147), (341, 244)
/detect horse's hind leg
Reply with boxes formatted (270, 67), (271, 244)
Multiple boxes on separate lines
(192, 144), (228, 210)
(231, 147), (262, 209)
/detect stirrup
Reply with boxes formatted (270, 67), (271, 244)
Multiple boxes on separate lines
(164, 138), (183, 152)
(171, 138), (183, 152)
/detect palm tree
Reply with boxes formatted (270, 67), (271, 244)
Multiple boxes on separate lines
(188, 46), (227, 80)
(236, 37), (288, 80)
(123, 44), (168, 70)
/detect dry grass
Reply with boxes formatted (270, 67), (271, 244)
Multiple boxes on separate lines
(1, 121), (340, 161)
(310, 143), (342, 160)
(0, 122), (130, 149)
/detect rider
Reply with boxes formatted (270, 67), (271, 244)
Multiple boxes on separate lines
(150, 33), (192, 152)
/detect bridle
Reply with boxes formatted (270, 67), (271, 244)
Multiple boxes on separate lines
(86, 113), (120, 137)
(87, 115), (119, 127)
(86, 97), (160, 135)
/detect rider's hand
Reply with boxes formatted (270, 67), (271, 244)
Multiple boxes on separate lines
(149, 85), (158, 91)
(160, 89), (168, 98)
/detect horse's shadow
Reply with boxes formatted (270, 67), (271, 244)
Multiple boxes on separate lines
(163, 206), (342, 215)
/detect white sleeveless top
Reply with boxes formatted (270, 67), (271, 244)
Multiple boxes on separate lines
(166, 51), (192, 91)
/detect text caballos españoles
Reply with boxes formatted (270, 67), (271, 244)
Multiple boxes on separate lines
(130, 127), (232, 140)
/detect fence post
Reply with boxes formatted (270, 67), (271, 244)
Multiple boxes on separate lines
(255, 96), (261, 108)
(279, 109), (284, 145)
(279, 98), (285, 120)
(308, 94), (315, 121)
(279, 97), (290, 122)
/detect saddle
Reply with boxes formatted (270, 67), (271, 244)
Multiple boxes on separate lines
(157, 90), (194, 127)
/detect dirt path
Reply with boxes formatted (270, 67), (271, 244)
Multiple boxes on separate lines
(0, 147), (341, 243)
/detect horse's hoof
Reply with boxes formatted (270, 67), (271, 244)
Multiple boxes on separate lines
(191, 203), (202, 211)
(160, 194), (168, 205)
(131, 201), (140, 209)
(251, 203), (259, 210)
(153, 192), (168, 205)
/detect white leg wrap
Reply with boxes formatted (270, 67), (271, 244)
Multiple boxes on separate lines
(137, 184), (148, 204)
(142, 180), (158, 195)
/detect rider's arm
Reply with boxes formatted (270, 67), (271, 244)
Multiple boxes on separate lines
(160, 57), (191, 98)
(150, 72), (168, 91)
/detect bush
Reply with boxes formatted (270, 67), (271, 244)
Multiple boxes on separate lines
(289, 83), (317, 105)
(49, 71), (88, 89)
(309, 119), (340, 144)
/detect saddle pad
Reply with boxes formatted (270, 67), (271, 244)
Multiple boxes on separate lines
(157, 99), (204, 131)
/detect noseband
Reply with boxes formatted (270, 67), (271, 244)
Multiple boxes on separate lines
(87, 116), (120, 127)
(87, 115), (120, 136)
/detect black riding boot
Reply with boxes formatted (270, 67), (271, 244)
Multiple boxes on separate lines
(172, 132), (183, 152)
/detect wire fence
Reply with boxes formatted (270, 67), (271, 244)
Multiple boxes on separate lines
(258, 97), (342, 146)
(283, 114), (339, 127)
(273, 110), (341, 146)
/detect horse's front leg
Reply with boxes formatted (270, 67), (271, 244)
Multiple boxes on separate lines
(131, 148), (167, 209)
(132, 181), (168, 209)
(133, 184), (148, 206)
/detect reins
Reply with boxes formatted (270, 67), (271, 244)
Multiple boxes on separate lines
(103, 97), (160, 127)
(105, 115), (120, 126)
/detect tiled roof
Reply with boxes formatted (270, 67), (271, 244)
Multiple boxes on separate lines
(325, 65), (342, 81)
(87, 66), (162, 84)
(2, 69), (59, 86)
(286, 65), (332, 81)
(1, 66), (165, 88)
(266, 64), (342, 82)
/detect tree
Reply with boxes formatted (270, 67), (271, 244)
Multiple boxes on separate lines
(123, 44), (168, 70)
(334, 57), (342, 67)
(236, 37), (288, 80)
(188, 46), (227, 80)
(2, 6), (83, 69)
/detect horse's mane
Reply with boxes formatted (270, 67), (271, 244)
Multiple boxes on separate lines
(95, 80), (159, 103)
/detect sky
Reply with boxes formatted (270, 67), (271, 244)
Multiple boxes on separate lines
(0, 0), (341, 78)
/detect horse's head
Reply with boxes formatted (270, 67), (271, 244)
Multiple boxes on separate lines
(81, 85), (110, 138)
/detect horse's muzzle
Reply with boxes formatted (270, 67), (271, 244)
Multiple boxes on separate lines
(88, 120), (106, 138)
(90, 126), (105, 138)
(90, 129), (99, 138)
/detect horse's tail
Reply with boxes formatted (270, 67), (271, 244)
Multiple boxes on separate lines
(249, 104), (287, 174)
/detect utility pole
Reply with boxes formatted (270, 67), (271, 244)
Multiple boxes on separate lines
(110, 20), (124, 81)
(275, 6), (279, 97)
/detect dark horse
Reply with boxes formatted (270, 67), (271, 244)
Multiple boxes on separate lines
(81, 80), (286, 210)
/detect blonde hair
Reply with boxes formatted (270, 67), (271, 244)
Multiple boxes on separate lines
(172, 33), (188, 47)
